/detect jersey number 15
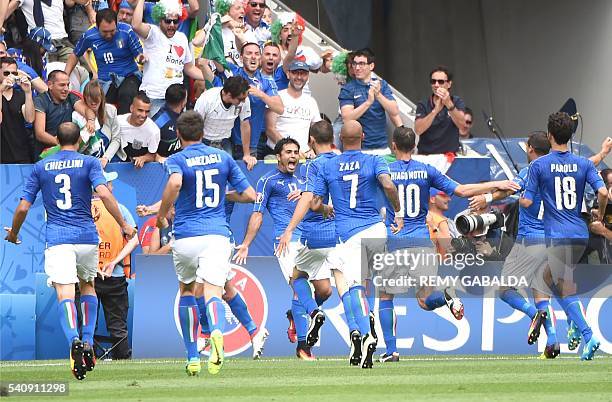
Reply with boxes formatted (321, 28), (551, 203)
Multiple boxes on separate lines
(195, 169), (220, 208)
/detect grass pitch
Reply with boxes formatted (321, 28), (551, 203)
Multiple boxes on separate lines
(1, 355), (611, 401)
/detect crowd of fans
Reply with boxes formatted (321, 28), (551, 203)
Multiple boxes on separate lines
(0, 0), (475, 166)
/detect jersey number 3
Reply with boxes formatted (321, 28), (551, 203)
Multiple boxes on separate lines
(195, 169), (220, 208)
(55, 174), (72, 210)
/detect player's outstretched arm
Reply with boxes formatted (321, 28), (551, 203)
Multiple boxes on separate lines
(96, 185), (136, 239)
(4, 200), (32, 244)
(226, 187), (256, 204)
(277, 192), (313, 257)
(595, 186), (608, 223)
(233, 212), (263, 265)
(156, 174), (182, 230)
(136, 200), (161, 217)
(455, 180), (520, 198)
(378, 173), (403, 233)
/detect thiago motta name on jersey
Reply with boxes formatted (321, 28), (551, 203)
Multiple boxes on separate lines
(391, 170), (428, 180)
(44, 160), (84, 171)
(185, 153), (222, 167)
(550, 163), (578, 173)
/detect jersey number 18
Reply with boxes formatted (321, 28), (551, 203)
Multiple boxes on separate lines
(554, 176), (576, 210)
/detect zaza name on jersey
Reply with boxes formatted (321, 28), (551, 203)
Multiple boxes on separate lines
(339, 161), (360, 171)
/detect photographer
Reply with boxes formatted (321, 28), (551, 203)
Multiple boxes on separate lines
(587, 169), (612, 263)
(0, 56), (35, 164)
(453, 205), (509, 261)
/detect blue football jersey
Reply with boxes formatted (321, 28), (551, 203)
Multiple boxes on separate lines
(514, 166), (545, 240)
(74, 22), (142, 81)
(313, 150), (389, 242)
(385, 159), (458, 248)
(299, 152), (337, 249)
(166, 143), (250, 240)
(253, 169), (303, 243)
(524, 150), (605, 239)
(21, 151), (106, 246)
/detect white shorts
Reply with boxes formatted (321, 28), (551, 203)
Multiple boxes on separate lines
(294, 245), (337, 280)
(172, 235), (232, 287)
(336, 222), (387, 286)
(44, 244), (98, 285)
(502, 241), (550, 295)
(276, 241), (305, 283)
(547, 242), (586, 285)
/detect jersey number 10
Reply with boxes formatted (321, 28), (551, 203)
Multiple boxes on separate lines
(397, 184), (420, 218)
(195, 169), (220, 208)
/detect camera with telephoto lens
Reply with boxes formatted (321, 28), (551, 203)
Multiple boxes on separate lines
(455, 210), (505, 236)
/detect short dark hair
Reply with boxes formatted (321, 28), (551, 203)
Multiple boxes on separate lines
(309, 121), (333, 145)
(547, 112), (573, 145)
(96, 8), (117, 26)
(430, 65), (453, 81)
(527, 131), (550, 156)
(165, 83), (187, 106)
(352, 48), (375, 64)
(48, 70), (68, 82)
(274, 137), (300, 155)
(133, 91), (151, 104)
(222, 76), (250, 98)
(176, 111), (204, 141)
(464, 107), (473, 118)
(240, 42), (261, 55)
(0, 56), (16, 67)
(392, 126), (416, 152)
(57, 122), (81, 146)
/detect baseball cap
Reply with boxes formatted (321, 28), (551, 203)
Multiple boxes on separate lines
(28, 27), (56, 53)
(103, 171), (119, 183)
(288, 60), (309, 72)
(429, 188), (449, 198)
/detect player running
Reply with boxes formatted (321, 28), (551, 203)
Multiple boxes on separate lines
(470, 132), (612, 358)
(521, 112), (608, 361)
(310, 120), (403, 368)
(156, 111), (255, 375)
(4, 122), (136, 380)
(233, 137), (333, 360)
(378, 126), (520, 362)
(276, 121), (358, 358)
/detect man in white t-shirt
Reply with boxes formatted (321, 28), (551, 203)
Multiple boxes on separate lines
(131, 0), (204, 116)
(193, 76), (254, 168)
(265, 61), (321, 159)
(118, 92), (160, 168)
(9, 0), (80, 62)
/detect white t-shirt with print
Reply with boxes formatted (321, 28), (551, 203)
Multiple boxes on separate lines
(194, 87), (251, 141)
(18, 0), (67, 39)
(118, 114), (160, 154)
(268, 89), (321, 150)
(140, 25), (193, 100)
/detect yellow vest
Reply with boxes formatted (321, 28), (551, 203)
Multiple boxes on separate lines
(91, 199), (131, 276)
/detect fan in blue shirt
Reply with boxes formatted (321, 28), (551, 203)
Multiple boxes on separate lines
(5, 122), (134, 381)
(337, 49), (402, 150)
(521, 112), (608, 361)
(67, 11), (143, 83)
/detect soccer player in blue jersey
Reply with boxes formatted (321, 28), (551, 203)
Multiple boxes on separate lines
(276, 121), (360, 359)
(4, 122), (136, 380)
(310, 120), (403, 368)
(521, 112), (608, 361)
(156, 111), (255, 375)
(470, 132), (611, 359)
(233, 137), (333, 360)
(378, 126), (520, 362)
(65, 9), (144, 114)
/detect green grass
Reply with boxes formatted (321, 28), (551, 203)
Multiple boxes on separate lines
(1, 355), (611, 401)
